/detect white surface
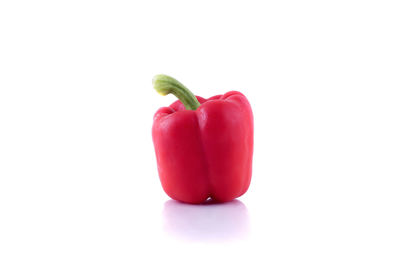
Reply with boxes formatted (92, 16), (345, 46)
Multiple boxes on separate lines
(1, 1), (399, 266)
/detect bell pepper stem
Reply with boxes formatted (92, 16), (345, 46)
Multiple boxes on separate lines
(152, 74), (201, 110)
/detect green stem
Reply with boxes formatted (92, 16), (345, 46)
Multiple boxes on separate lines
(152, 74), (201, 110)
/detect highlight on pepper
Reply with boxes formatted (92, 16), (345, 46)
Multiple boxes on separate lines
(151, 74), (254, 204)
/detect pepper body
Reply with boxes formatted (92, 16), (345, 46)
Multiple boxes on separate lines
(152, 91), (253, 204)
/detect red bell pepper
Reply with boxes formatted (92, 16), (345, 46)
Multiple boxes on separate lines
(152, 75), (253, 204)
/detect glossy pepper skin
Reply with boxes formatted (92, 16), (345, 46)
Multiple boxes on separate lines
(152, 75), (253, 204)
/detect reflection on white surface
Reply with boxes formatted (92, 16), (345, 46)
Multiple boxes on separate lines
(162, 199), (249, 242)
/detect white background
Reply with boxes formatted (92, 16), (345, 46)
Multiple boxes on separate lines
(1, 1), (399, 266)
